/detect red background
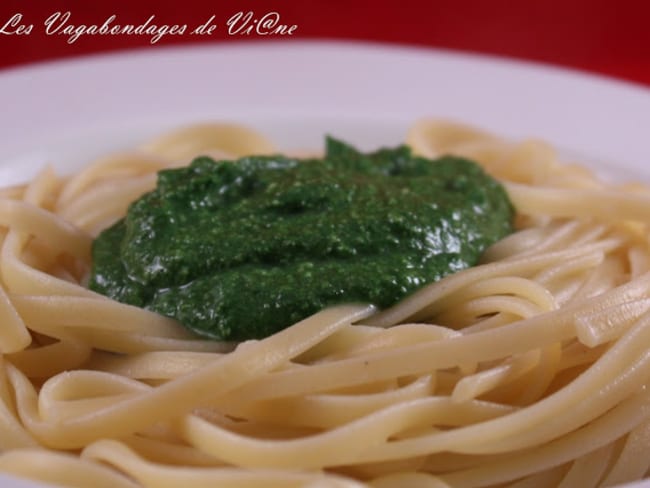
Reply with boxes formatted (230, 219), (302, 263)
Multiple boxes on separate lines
(1, 0), (650, 88)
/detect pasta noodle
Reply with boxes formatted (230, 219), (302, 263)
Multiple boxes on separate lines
(1, 119), (650, 487)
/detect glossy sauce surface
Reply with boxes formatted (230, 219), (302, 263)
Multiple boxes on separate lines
(90, 139), (514, 340)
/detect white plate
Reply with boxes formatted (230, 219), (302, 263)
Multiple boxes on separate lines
(2, 40), (650, 184)
(1, 41), (650, 488)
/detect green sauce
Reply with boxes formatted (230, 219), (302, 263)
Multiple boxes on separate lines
(89, 138), (514, 341)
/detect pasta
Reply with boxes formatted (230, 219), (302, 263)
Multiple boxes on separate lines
(1, 119), (650, 488)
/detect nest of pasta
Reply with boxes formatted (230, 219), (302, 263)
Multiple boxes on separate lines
(1, 120), (649, 488)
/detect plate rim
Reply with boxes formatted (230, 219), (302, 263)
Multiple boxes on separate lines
(2, 39), (650, 179)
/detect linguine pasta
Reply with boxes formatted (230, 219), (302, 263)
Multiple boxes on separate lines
(1, 120), (650, 487)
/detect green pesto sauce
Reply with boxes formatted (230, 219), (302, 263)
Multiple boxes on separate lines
(89, 138), (514, 341)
